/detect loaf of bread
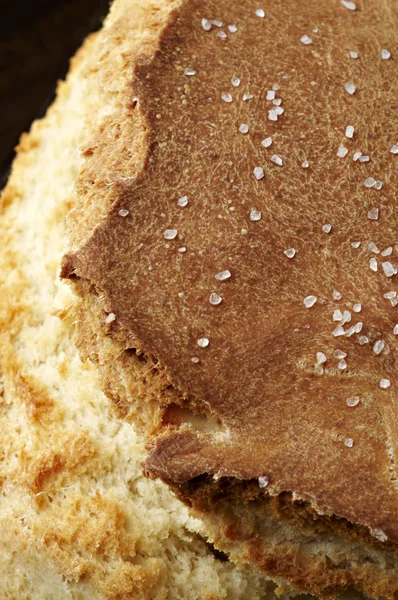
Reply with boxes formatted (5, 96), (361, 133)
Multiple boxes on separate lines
(0, 4), (279, 598)
(60, 0), (398, 597)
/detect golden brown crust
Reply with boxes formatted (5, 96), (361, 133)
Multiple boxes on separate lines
(0, 2), (277, 597)
(63, 0), (398, 595)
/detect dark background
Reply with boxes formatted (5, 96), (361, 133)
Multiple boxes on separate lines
(0, 0), (108, 184)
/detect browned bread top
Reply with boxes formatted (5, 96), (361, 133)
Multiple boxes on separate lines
(63, 0), (398, 549)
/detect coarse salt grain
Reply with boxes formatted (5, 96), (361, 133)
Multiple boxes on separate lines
(359, 155), (370, 163)
(374, 528), (388, 542)
(347, 396), (360, 407)
(177, 196), (188, 207)
(217, 31), (227, 39)
(370, 258), (378, 272)
(338, 359), (347, 370)
(178, 247), (187, 253)
(365, 177), (376, 188)
(345, 125), (355, 138)
(382, 247), (393, 256)
(368, 242), (379, 253)
(221, 92), (233, 103)
(164, 229), (178, 240)
(266, 90), (276, 100)
(197, 338), (209, 348)
(250, 209), (262, 221)
(228, 24), (238, 32)
(304, 295), (317, 308)
(373, 340), (385, 355)
(105, 313), (116, 324)
(322, 224), (332, 233)
(231, 76), (241, 87)
(345, 82), (356, 95)
(380, 379), (391, 389)
(333, 325), (346, 337)
(209, 292), (222, 306)
(333, 309), (343, 321)
(184, 68), (196, 76)
(261, 136), (273, 148)
(258, 475), (269, 488)
(359, 336), (369, 345)
(300, 34), (312, 45)
(268, 109), (278, 121)
(351, 241), (361, 248)
(349, 50), (358, 59)
(316, 352), (327, 364)
(337, 145), (348, 158)
(382, 262), (396, 277)
(345, 438), (354, 448)
(191, 357), (200, 363)
(255, 8), (265, 17)
(335, 349), (347, 359)
(201, 18), (212, 31)
(333, 290), (343, 300)
(239, 123), (249, 134)
(302, 160), (309, 168)
(118, 209), (129, 217)
(353, 151), (362, 161)
(341, 0), (357, 9)
(253, 167), (264, 180)
(353, 303), (361, 312)
(382, 49), (391, 60)
(284, 248), (296, 259)
(394, 324), (398, 335)
(215, 270), (231, 281)
(368, 207), (379, 220)
(390, 144), (398, 154)
(243, 93), (254, 101)
(271, 154), (283, 166)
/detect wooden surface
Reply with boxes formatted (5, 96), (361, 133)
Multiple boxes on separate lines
(0, 0), (108, 183)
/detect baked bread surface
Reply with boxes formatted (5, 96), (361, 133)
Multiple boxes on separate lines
(61, 0), (398, 596)
(0, 1), (278, 598)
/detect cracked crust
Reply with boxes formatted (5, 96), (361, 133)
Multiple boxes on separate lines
(61, 0), (398, 596)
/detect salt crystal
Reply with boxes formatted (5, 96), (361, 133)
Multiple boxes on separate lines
(337, 145), (348, 158)
(380, 379), (391, 389)
(284, 248), (296, 259)
(209, 292), (222, 306)
(304, 295), (317, 308)
(261, 137), (273, 148)
(373, 340), (385, 355)
(253, 167), (264, 180)
(250, 209), (262, 221)
(341, 0), (357, 9)
(344, 82), (356, 95)
(300, 34), (312, 45)
(346, 396), (360, 407)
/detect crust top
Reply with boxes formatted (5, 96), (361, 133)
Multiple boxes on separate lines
(63, 0), (398, 544)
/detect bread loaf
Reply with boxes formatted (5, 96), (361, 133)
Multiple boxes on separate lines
(61, 0), (398, 596)
(0, 4), (278, 598)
